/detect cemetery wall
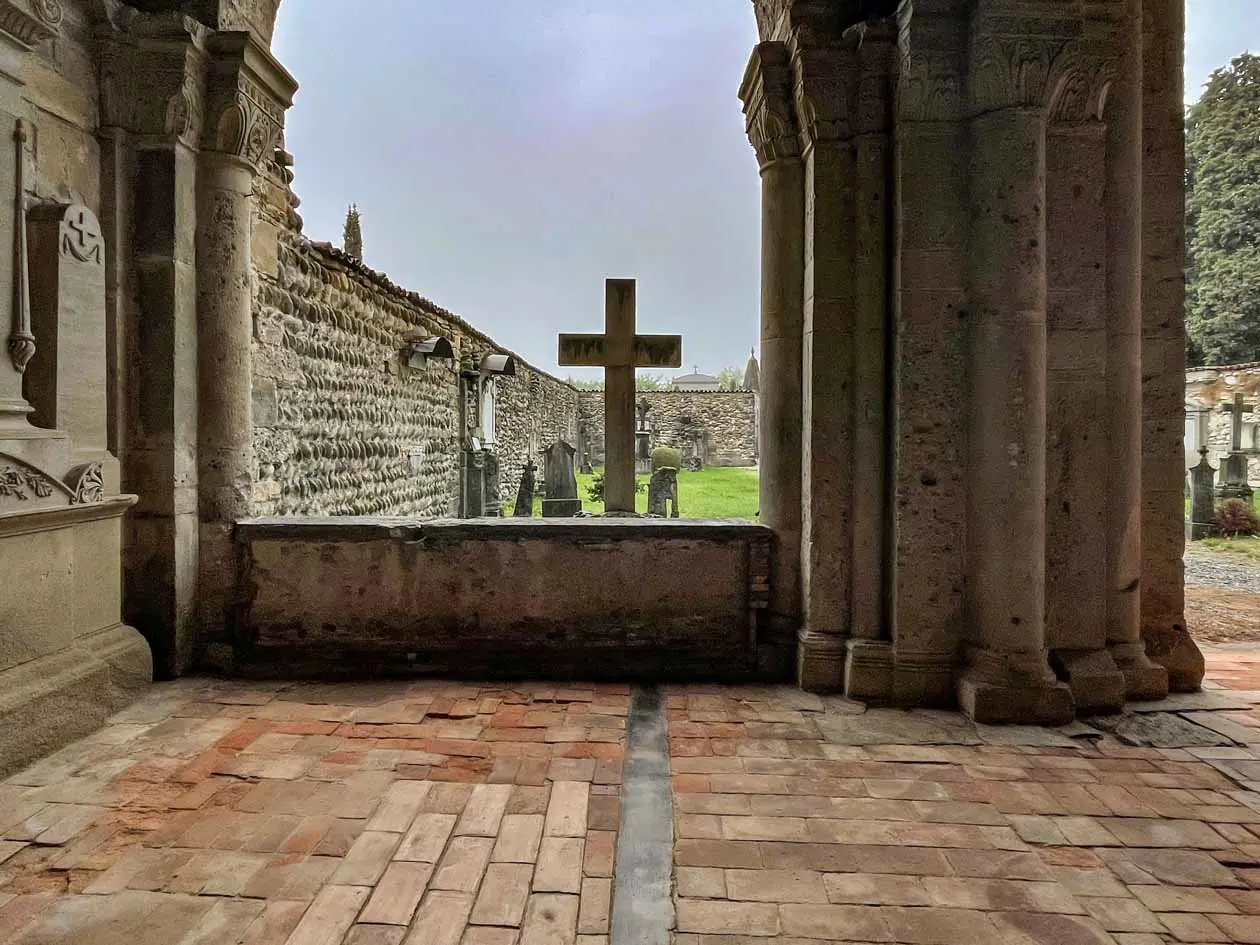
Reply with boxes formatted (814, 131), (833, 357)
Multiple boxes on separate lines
(251, 227), (579, 516)
(1186, 364), (1260, 486)
(577, 390), (758, 468)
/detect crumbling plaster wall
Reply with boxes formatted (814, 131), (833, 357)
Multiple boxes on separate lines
(578, 390), (757, 468)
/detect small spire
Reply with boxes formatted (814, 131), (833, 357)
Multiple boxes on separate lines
(343, 204), (363, 262)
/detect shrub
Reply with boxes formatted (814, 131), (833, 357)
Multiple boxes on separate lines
(651, 446), (682, 470)
(586, 471), (647, 503)
(1217, 498), (1259, 536)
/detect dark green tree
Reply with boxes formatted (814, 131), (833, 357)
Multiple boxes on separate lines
(1186, 54), (1260, 365)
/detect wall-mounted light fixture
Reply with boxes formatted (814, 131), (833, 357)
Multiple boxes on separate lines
(480, 353), (517, 377)
(403, 333), (455, 369)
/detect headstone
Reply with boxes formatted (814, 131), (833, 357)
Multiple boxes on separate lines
(1218, 392), (1254, 501)
(542, 440), (581, 517)
(647, 467), (679, 518)
(461, 450), (485, 518)
(558, 279), (682, 513)
(1189, 448), (1217, 540)
(482, 451), (501, 517)
(514, 459), (537, 517)
(635, 397), (652, 474)
(26, 203), (108, 468)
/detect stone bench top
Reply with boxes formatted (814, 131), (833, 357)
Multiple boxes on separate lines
(236, 516), (772, 542)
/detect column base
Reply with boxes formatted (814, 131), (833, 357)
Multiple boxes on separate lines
(1143, 623), (1206, 693)
(1051, 649), (1126, 715)
(796, 629), (846, 694)
(891, 649), (957, 708)
(956, 649), (1075, 725)
(844, 639), (893, 702)
(1110, 641), (1170, 701)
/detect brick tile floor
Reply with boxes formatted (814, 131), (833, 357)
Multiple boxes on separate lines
(0, 680), (625, 945)
(12, 651), (1260, 942)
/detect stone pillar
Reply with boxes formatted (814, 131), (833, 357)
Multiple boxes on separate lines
(740, 42), (804, 672)
(1141, 0), (1203, 691)
(793, 37), (858, 693)
(845, 22), (897, 697)
(1105, 0), (1168, 702)
(98, 19), (208, 676)
(960, 94), (1072, 724)
(889, 5), (968, 707)
(197, 33), (296, 642)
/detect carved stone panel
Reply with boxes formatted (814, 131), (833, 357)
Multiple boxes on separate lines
(26, 203), (108, 453)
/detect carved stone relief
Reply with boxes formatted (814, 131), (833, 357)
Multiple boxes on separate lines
(740, 42), (800, 169)
(0, 0), (62, 50)
(0, 453), (105, 510)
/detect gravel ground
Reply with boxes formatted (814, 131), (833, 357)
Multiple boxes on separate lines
(1184, 546), (1260, 592)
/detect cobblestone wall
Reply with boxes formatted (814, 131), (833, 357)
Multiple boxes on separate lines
(577, 390), (758, 468)
(252, 230), (578, 516)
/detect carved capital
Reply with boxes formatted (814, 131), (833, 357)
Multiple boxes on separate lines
(202, 31), (297, 170)
(1047, 51), (1118, 125)
(740, 42), (800, 169)
(791, 39), (858, 146)
(968, 35), (1065, 115)
(97, 14), (209, 146)
(899, 49), (963, 122)
(0, 0), (61, 50)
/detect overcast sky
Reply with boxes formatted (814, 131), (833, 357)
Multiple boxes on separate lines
(273, 1), (1253, 383)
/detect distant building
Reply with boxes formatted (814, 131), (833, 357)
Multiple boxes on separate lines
(673, 366), (721, 392)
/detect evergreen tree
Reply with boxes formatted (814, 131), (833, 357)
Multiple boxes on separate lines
(343, 204), (363, 261)
(1186, 54), (1260, 365)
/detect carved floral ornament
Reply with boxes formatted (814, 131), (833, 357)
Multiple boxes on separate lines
(0, 454), (106, 508)
(203, 35), (297, 168)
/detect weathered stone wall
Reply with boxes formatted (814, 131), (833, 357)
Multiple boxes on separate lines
(251, 203), (579, 516)
(578, 390), (757, 468)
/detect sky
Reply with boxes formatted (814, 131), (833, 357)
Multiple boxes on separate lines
(273, 1), (1255, 384)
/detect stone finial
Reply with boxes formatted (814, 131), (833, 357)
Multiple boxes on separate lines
(343, 204), (363, 261)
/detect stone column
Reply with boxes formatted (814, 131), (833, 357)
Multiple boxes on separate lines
(197, 33), (296, 642)
(1141, 0), (1205, 690)
(740, 42), (804, 670)
(1105, 0), (1168, 701)
(793, 37), (857, 693)
(960, 82), (1072, 722)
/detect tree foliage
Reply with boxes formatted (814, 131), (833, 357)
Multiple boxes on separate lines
(1186, 54), (1260, 366)
(717, 367), (744, 391)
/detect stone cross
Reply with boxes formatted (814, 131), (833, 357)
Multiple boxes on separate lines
(1224, 392), (1254, 453)
(558, 279), (681, 513)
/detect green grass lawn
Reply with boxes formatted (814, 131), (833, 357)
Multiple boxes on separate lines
(1200, 536), (1260, 560)
(504, 466), (760, 521)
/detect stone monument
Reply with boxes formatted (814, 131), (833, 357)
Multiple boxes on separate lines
(541, 440), (581, 517)
(1189, 448), (1217, 541)
(1218, 392), (1254, 502)
(635, 397), (652, 474)
(513, 459), (536, 517)
(558, 279), (682, 513)
(648, 467), (680, 518)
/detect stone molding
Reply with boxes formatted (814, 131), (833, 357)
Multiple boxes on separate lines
(202, 31), (296, 168)
(791, 39), (858, 146)
(739, 42), (800, 169)
(7, 119), (32, 375)
(0, 0), (61, 50)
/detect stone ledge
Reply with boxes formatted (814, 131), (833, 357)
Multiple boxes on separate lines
(235, 515), (773, 543)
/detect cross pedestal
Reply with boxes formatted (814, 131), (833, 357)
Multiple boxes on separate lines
(559, 279), (682, 514)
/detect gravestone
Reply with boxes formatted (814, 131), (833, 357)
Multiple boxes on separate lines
(635, 397), (652, 474)
(514, 459), (537, 517)
(1218, 392), (1254, 501)
(26, 203), (111, 477)
(1189, 448), (1217, 541)
(648, 467), (679, 518)
(483, 451), (501, 517)
(542, 440), (581, 517)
